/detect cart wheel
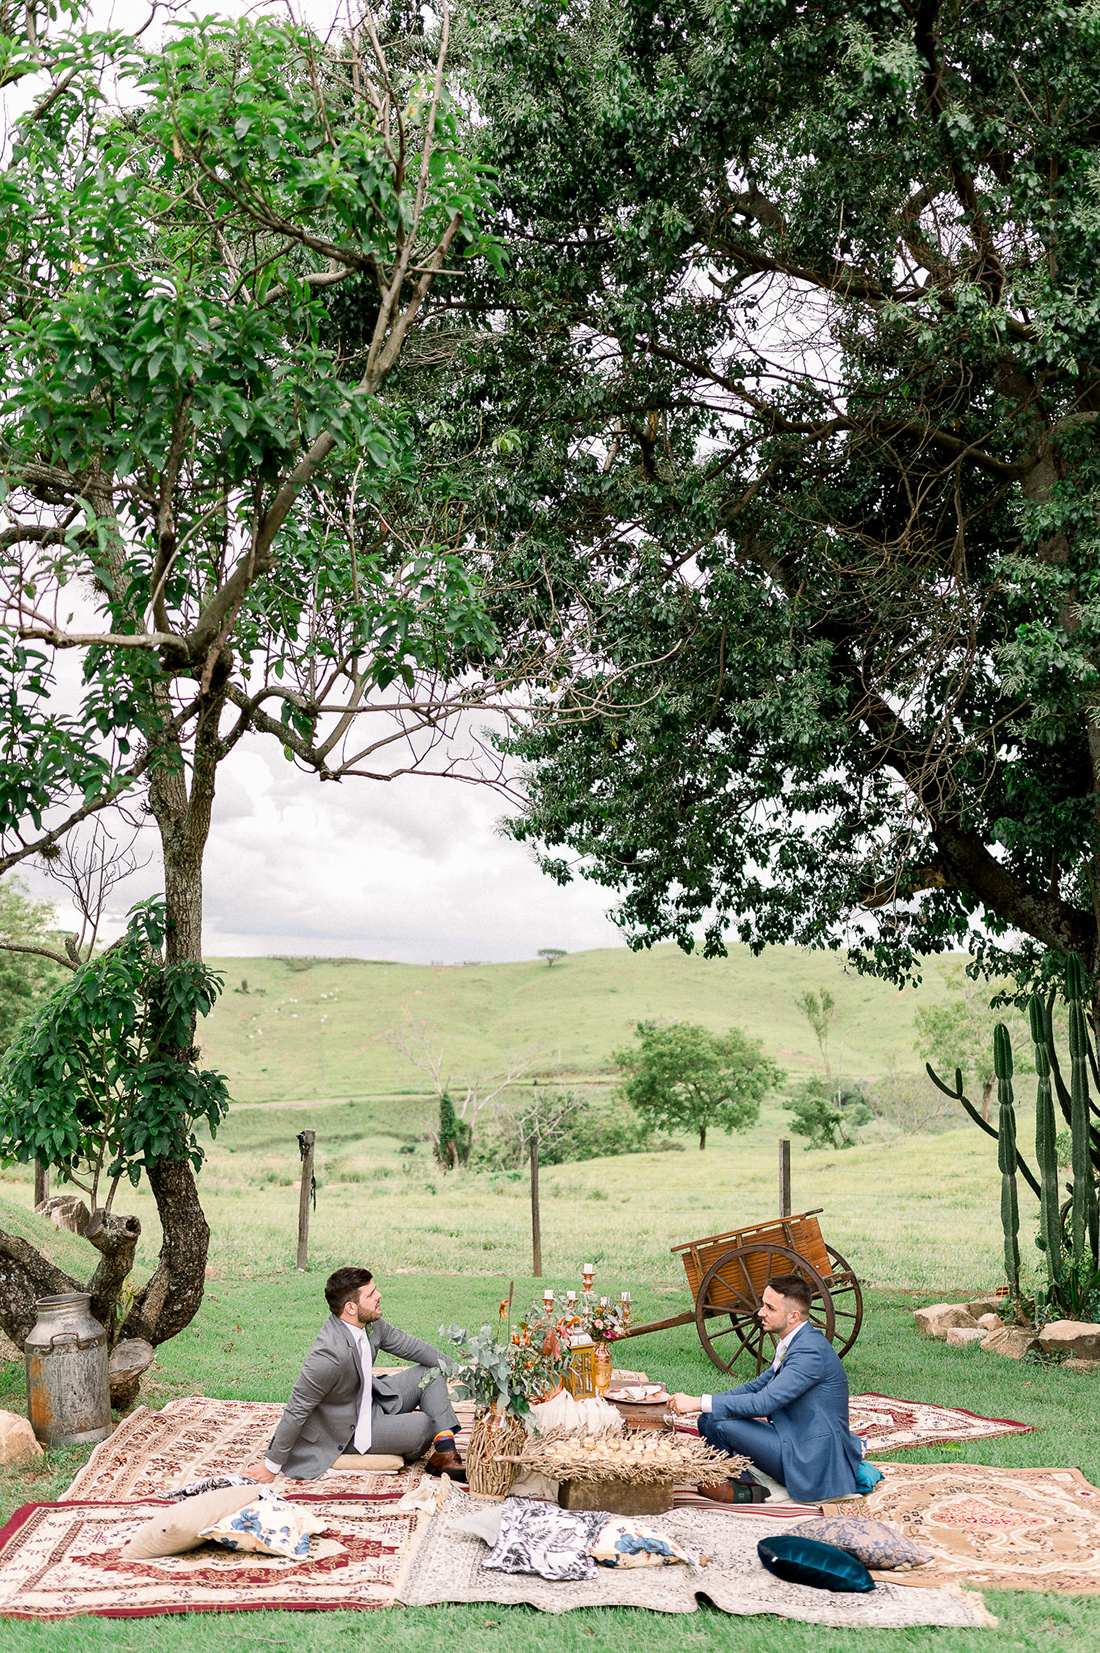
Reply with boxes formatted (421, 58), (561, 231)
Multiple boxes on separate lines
(822, 1243), (863, 1359)
(694, 1242), (835, 1375)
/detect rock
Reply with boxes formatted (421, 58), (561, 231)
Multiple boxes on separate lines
(977, 1313), (1003, 1330)
(914, 1303), (979, 1340)
(0, 1338), (20, 1363)
(980, 1326), (1040, 1359)
(1063, 1358), (1100, 1374)
(1038, 1321), (1100, 1361)
(945, 1327), (987, 1347)
(0, 1410), (43, 1464)
(966, 1295), (1005, 1319)
(109, 1339), (156, 1409)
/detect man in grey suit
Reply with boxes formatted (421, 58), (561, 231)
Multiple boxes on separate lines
(245, 1266), (464, 1482)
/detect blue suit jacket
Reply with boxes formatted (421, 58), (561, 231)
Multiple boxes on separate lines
(709, 1322), (862, 1503)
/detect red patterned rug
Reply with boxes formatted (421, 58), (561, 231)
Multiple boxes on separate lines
(849, 1394), (1035, 1454)
(676, 1393), (1034, 1456)
(0, 1494), (425, 1619)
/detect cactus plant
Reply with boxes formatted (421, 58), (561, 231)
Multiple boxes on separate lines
(1031, 994), (1061, 1285)
(1065, 955), (1099, 1269)
(993, 1022), (1021, 1298)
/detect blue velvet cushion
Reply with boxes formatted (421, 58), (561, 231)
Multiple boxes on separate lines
(757, 1535), (876, 1593)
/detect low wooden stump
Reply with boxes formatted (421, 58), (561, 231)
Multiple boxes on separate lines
(558, 1475), (673, 1516)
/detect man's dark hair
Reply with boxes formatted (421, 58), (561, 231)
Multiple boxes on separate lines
(768, 1273), (813, 1315)
(325, 1266), (373, 1316)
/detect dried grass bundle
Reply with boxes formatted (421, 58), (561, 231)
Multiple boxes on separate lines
(504, 1426), (747, 1486)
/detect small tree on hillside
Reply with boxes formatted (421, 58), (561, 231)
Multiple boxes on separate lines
(537, 949), (567, 968)
(0, 880), (65, 1056)
(434, 1092), (472, 1170)
(914, 968), (1025, 1124)
(614, 1021), (784, 1151)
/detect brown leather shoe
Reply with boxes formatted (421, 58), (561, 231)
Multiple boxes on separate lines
(425, 1448), (467, 1480)
(697, 1477), (767, 1504)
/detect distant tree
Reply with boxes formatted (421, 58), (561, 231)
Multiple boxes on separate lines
(0, 880), (65, 1055)
(786, 1078), (871, 1151)
(914, 968), (1022, 1124)
(614, 1021), (784, 1151)
(795, 989), (837, 1076)
(537, 949), (567, 968)
(434, 1092), (472, 1171)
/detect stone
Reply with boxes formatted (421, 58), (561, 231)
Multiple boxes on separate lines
(966, 1295), (1005, 1319)
(109, 1338), (156, 1409)
(980, 1326), (1040, 1359)
(0, 1409), (43, 1464)
(977, 1313), (1003, 1330)
(914, 1303), (979, 1340)
(945, 1327), (987, 1347)
(1038, 1321), (1100, 1361)
(1063, 1358), (1100, 1374)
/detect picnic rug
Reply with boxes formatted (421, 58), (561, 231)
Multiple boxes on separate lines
(396, 1487), (994, 1627)
(60, 1396), (424, 1502)
(865, 1462), (1100, 1594)
(676, 1393), (1033, 1457)
(849, 1394), (1036, 1454)
(0, 1493), (426, 1620)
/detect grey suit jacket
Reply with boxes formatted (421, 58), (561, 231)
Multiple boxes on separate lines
(267, 1314), (444, 1479)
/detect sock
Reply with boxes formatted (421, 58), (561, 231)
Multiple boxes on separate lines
(432, 1431), (456, 1452)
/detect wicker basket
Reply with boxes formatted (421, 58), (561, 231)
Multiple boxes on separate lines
(465, 1406), (527, 1498)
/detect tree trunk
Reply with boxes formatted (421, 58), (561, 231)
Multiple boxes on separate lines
(981, 1076), (993, 1125)
(122, 1159), (211, 1346)
(699, 1123), (706, 1150)
(0, 1232), (79, 1349)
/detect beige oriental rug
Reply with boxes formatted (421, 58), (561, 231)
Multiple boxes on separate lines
(865, 1463), (1100, 1594)
(61, 1397), (424, 1502)
(0, 1494), (426, 1620)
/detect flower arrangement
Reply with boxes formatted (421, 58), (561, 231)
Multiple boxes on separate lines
(437, 1296), (570, 1422)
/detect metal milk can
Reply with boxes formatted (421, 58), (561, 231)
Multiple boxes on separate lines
(25, 1292), (112, 1446)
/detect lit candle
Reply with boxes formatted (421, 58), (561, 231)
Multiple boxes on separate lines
(620, 1292), (631, 1305)
(566, 1290), (577, 1307)
(542, 1288), (555, 1310)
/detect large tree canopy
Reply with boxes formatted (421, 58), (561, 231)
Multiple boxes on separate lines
(412, 0), (1100, 995)
(0, 0), (509, 1345)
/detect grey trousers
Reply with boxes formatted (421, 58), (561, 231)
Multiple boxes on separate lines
(345, 1363), (459, 1461)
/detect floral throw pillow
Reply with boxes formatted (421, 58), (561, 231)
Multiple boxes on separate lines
(199, 1494), (327, 1560)
(481, 1498), (606, 1581)
(794, 1517), (933, 1571)
(589, 1519), (697, 1569)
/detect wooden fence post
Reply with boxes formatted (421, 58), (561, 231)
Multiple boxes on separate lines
(530, 1136), (542, 1278)
(297, 1130), (316, 1271)
(779, 1138), (791, 1217)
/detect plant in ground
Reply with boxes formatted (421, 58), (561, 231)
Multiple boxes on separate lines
(614, 1020), (784, 1151)
(0, 898), (227, 1346)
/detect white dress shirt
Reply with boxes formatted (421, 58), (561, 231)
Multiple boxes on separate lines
(700, 1318), (808, 1412)
(265, 1319), (373, 1474)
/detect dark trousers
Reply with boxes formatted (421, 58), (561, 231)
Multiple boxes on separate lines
(344, 1364), (458, 1461)
(699, 1411), (785, 1484)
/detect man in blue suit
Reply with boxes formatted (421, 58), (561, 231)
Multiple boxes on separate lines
(670, 1272), (865, 1504)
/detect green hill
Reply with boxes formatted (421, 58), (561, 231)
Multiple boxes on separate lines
(197, 942), (964, 1106)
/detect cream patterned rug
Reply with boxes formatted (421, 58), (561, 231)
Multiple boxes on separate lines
(397, 1488), (994, 1627)
(61, 1396), (424, 1501)
(0, 1494), (426, 1620)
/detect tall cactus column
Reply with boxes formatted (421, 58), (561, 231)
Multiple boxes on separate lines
(1031, 995), (1062, 1286)
(994, 1023), (1021, 1300)
(1065, 957), (1099, 1271)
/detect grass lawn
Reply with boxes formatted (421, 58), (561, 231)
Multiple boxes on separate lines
(0, 1272), (1098, 1651)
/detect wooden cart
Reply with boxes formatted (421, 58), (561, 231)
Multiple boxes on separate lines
(619, 1209), (863, 1375)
